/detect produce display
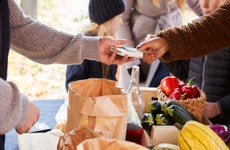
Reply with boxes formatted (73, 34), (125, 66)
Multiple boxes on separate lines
(160, 76), (200, 100)
(139, 76), (230, 149)
(178, 121), (229, 150)
(157, 76), (206, 121)
(140, 98), (230, 149)
(209, 124), (230, 147)
(141, 100), (196, 135)
(152, 143), (180, 150)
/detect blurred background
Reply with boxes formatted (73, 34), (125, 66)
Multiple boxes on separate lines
(8, 0), (197, 100)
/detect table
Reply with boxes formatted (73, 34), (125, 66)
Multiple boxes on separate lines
(5, 99), (64, 150)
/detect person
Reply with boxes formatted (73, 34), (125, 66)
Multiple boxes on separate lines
(164, 0), (230, 126)
(65, 0), (125, 91)
(137, 1), (230, 63)
(117, 0), (201, 91)
(137, 0), (230, 125)
(0, 0), (134, 149)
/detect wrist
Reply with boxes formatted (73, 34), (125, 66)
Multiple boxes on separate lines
(215, 102), (222, 115)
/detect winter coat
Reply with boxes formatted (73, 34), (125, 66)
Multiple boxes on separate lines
(65, 61), (117, 91)
(0, 0), (10, 80)
(188, 47), (230, 125)
(166, 47), (230, 125)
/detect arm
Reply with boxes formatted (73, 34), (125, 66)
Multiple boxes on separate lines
(158, 0), (230, 62)
(117, 0), (135, 47)
(0, 78), (39, 134)
(9, 0), (99, 64)
(0, 79), (26, 133)
(3, 0), (129, 134)
(9, 0), (131, 65)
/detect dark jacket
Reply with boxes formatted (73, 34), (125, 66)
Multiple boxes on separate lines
(0, 0), (10, 80)
(188, 47), (230, 125)
(0, 0), (10, 147)
(168, 47), (230, 125)
(65, 60), (117, 91)
(149, 62), (170, 87)
(163, 59), (190, 82)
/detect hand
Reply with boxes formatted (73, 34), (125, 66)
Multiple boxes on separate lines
(98, 37), (136, 65)
(137, 35), (168, 64)
(16, 102), (40, 134)
(203, 102), (221, 118)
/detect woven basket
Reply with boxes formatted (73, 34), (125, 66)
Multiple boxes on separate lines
(157, 87), (206, 122)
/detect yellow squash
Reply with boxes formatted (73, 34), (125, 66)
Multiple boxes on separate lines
(178, 120), (229, 150)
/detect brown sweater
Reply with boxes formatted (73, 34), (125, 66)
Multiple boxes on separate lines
(157, 0), (230, 62)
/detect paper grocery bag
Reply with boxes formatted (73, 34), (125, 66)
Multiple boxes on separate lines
(76, 138), (149, 150)
(65, 78), (127, 140)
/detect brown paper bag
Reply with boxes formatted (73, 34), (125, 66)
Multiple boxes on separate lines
(76, 138), (149, 150)
(65, 78), (127, 140)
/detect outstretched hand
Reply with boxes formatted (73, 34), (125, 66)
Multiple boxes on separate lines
(98, 37), (136, 65)
(137, 34), (168, 64)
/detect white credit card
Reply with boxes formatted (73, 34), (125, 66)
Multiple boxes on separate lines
(110, 46), (143, 59)
(29, 122), (51, 133)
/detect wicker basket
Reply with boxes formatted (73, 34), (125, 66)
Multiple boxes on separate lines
(157, 87), (206, 122)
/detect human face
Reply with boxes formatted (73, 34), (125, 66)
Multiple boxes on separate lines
(200, 0), (226, 16)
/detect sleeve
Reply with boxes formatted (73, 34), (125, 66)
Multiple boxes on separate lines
(217, 95), (230, 115)
(186, 0), (202, 16)
(0, 78), (29, 134)
(117, 0), (135, 47)
(157, 0), (230, 62)
(9, 0), (99, 65)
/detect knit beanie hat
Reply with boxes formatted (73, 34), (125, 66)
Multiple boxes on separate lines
(88, 0), (125, 24)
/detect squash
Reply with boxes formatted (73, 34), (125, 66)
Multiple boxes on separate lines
(178, 120), (229, 150)
(141, 113), (154, 135)
(163, 104), (194, 126)
(152, 143), (180, 150)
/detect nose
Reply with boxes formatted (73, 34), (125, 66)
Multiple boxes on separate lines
(201, 0), (209, 9)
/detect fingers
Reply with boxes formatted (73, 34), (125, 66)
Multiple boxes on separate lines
(203, 102), (221, 118)
(145, 34), (157, 41)
(143, 51), (157, 64)
(116, 55), (136, 65)
(108, 47), (136, 65)
(136, 37), (160, 50)
(136, 37), (168, 64)
(108, 48), (119, 64)
(113, 39), (127, 46)
(16, 102), (40, 134)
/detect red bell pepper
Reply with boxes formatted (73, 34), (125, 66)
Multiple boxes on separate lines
(180, 77), (200, 99)
(168, 88), (186, 100)
(191, 85), (200, 98)
(160, 76), (179, 96)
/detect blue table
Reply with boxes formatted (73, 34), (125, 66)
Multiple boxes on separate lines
(5, 99), (64, 150)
